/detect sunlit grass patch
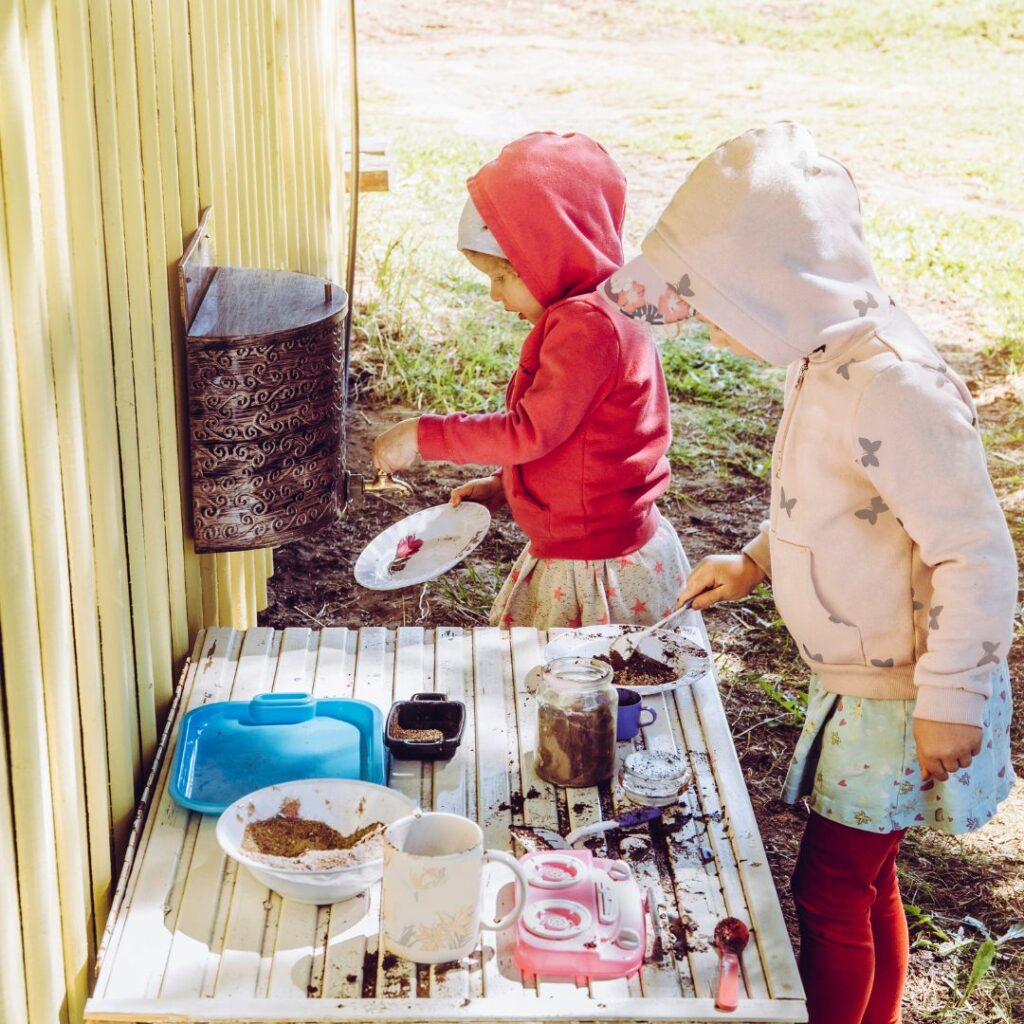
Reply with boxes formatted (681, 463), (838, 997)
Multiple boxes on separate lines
(676, 0), (1024, 52)
(867, 205), (1024, 370)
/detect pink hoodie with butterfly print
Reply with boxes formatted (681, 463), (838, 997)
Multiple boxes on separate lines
(641, 123), (1017, 728)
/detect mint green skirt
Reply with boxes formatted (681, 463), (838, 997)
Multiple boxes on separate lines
(781, 665), (1015, 835)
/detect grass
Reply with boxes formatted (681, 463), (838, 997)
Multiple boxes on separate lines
(661, 334), (782, 482)
(682, 0), (1024, 52)
(899, 828), (1024, 1020)
(867, 206), (1024, 371)
(423, 559), (508, 627)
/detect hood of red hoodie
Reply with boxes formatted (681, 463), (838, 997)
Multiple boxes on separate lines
(466, 132), (626, 308)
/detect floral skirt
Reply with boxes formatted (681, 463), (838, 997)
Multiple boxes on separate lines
(781, 665), (1015, 836)
(488, 516), (690, 630)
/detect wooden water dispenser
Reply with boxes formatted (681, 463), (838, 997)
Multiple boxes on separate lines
(178, 209), (348, 552)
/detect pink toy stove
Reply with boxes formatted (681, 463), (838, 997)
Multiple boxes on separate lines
(512, 849), (647, 981)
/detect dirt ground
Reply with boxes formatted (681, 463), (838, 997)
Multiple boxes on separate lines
(261, 2), (1023, 1017)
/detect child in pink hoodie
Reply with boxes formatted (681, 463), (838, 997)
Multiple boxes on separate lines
(602, 123), (1016, 1024)
(373, 131), (688, 628)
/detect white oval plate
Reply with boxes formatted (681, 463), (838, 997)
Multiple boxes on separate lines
(354, 501), (491, 591)
(543, 624), (710, 693)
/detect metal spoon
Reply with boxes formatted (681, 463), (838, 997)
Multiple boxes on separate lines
(607, 599), (695, 663)
(509, 805), (664, 852)
(508, 795), (690, 854)
(713, 916), (750, 1012)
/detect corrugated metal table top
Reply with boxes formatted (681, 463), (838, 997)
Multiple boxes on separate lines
(86, 626), (806, 1023)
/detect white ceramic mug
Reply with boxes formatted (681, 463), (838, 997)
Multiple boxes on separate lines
(381, 811), (528, 963)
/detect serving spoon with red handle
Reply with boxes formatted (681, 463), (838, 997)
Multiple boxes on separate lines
(713, 916), (750, 1012)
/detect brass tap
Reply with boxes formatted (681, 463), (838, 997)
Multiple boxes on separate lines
(362, 469), (415, 497)
(341, 468), (416, 509)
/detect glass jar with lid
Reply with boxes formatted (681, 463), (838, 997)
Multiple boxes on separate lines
(618, 750), (692, 806)
(535, 657), (618, 788)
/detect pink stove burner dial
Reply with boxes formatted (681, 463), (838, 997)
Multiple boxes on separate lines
(527, 855), (582, 889)
(541, 865), (573, 883)
(540, 910), (578, 932)
(524, 899), (592, 940)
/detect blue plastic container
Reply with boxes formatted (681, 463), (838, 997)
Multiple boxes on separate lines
(169, 692), (386, 814)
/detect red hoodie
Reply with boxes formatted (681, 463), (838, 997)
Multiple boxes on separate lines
(417, 132), (671, 559)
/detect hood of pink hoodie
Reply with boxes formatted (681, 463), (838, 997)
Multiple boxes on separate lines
(467, 132), (626, 308)
(642, 122), (889, 365)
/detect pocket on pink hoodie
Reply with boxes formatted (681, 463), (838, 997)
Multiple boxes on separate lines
(771, 537), (866, 667)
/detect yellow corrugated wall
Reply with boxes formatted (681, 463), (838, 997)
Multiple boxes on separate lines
(0, 2), (347, 1020)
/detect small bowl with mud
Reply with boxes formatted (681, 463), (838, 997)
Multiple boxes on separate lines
(216, 778), (417, 905)
(544, 625), (710, 693)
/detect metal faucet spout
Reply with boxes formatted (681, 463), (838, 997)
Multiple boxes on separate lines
(363, 470), (415, 498)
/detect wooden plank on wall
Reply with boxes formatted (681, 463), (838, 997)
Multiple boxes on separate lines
(261, 0), (285, 268)
(1, 5), (93, 1017)
(150, 0), (208, 645)
(90, 0), (161, 765)
(0, 663), (29, 1024)
(130, 0), (191, 689)
(191, 5), (225, 627)
(111, 0), (179, 731)
(0, 125), (62, 1024)
(53, 0), (140, 871)
(32, 0), (118, 956)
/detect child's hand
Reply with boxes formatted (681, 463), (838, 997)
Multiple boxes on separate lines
(450, 474), (506, 513)
(676, 553), (765, 611)
(913, 719), (982, 782)
(373, 418), (420, 473)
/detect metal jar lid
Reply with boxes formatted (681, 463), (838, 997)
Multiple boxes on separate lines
(618, 750), (692, 806)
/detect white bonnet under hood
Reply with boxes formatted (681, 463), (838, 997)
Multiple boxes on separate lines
(642, 122), (889, 365)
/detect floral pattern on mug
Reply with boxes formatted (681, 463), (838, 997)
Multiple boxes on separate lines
(410, 903), (477, 954)
(409, 865), (448, 898)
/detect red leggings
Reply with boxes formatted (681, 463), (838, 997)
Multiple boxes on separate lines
(792, 813), (909, 1024)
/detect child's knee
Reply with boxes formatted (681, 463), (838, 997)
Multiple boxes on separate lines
(793, 814), (904, 917)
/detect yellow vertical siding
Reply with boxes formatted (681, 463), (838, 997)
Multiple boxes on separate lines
(0, 2), (348, 1020)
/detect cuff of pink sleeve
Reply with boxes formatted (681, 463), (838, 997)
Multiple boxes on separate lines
(912, 684), (986, 728)
(416, 415), (446, 461)
(741, 532), (772, 581)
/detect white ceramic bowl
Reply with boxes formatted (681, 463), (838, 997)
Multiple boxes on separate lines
(543, 625), (710, 693)
(216, 778), (416, 905)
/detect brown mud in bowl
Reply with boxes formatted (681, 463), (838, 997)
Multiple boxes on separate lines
(388, 720), (443, 742)
(242, 817), (385, 858)
(595, 649), (678, 687)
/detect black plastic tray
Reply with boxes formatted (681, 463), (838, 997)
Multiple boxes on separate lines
(385, 693), (466, 761)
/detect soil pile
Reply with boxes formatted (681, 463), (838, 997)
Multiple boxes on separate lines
(241, 817), (386, 870)
(596, 649), (677, 687)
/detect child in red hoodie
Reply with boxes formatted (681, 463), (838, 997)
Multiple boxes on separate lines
(373, 131), (688, 628)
